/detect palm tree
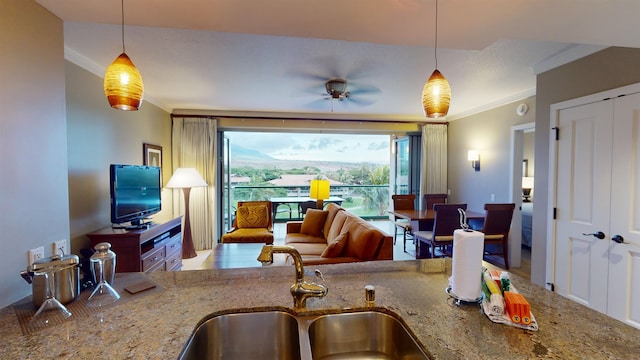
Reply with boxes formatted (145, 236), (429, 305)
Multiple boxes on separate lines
(358, 165), (389, 215)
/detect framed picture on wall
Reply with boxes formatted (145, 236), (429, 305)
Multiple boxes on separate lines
(143, 143), (162, 168)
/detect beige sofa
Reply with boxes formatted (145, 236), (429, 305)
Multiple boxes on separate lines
(284, 203), (393, 265)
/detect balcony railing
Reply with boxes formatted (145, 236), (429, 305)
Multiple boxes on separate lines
(226, 184), (391, 223)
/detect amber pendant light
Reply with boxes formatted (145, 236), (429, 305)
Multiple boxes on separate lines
(422, 0), (450, 118)
(104, 0), (144, 111)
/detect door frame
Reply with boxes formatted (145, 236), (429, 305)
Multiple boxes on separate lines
(510, 122), (534, 269)
(546, 81), (640, 288)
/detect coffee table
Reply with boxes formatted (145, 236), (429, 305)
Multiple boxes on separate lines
(206, 243), (287, 269)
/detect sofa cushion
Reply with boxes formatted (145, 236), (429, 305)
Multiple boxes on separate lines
(296, 255), (361, 265)
(342, 217), (384, 260)
(288, 242), (328, 256)
(321, 232), (348, 258)
(325, 210), (349, 243)
(323, 203), (345, 238)
(221, 228), (274, 244)
(236, 205), (269, 229)
(300, 209), (328, 237)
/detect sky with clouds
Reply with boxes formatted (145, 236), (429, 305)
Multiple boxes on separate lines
(225, 132), (390, 164)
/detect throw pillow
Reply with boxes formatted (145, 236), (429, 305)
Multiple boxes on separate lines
(321, 232), (348, 258)
(300, 209), (329, 237)
(236, 205), (269, 229)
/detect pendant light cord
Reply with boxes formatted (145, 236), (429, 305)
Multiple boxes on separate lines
(121, 0), (126, 53)
(434, 0), (439, 69)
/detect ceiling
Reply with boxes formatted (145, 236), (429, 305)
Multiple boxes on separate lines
(36, 0), (639, 122)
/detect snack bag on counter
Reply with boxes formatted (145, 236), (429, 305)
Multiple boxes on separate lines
(504, 291), (531, 325)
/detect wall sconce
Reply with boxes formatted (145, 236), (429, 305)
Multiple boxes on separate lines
(468, 150), (480, 171)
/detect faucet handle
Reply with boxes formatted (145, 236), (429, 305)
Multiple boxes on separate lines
(314, 269), (326, 287)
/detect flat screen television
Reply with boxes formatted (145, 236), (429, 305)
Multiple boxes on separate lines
(110, 164), (161, 228)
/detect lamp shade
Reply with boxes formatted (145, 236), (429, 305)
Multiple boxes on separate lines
(522, 177), (534, 189)
(310, 179), (330, 200)
(422, 69), (451, 118)
(166, 168), (208, 189)
(467, 150), (479, 162)
(104, 53), (144, 111)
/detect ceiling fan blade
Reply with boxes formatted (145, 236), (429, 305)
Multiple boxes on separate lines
(347, 83), (381, 96)
(346, 97), (375, 106)
(343, 59), (383, 81)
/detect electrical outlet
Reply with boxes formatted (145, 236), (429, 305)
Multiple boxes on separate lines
(491, 194), (496, 201)
(52, 239), (68, 256)
(27, 246), (45, 267)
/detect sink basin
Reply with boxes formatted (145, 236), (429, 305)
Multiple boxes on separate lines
(308, 311), (429, 360)
(178, 309), (429, 360)
(178, 310), (301, 360)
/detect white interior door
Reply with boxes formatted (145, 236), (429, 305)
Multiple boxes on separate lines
(554, 90), (640, 329)
(606, 93), (640, 327)
(554, 100), (613, 313)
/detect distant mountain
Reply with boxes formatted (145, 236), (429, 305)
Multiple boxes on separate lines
(230, 144), (275, 161)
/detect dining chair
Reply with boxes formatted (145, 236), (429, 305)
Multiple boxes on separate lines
(391, 194), (416, 252)
(423, 193), (448, 210)
(481, 203), (515, 269)
(413, 203), (467, 258)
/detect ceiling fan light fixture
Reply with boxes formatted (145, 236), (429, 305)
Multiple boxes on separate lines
(104, 0), (144, 111)
(422, 69), (450, 118)
(325, 79), (348, 99)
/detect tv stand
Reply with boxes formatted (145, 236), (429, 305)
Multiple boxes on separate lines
(87, 217), (183, 273)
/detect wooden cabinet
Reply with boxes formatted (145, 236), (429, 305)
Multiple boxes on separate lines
(87, 217), (182, 273)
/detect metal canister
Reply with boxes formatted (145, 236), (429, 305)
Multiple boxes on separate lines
(21, 254), (80, 308)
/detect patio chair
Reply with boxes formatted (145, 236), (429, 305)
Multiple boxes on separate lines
(299, 201), (317, 217)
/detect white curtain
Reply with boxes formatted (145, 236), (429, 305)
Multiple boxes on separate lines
(171, 117), (217, 250)
(420, 123), (448, 207)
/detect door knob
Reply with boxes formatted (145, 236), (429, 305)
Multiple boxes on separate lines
(612, 235), (627, 244)
(583, 231), (605, 239)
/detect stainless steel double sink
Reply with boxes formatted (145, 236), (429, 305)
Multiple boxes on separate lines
(178, 308), (430, 359)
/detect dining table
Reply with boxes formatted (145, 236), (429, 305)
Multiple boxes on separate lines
(388, 208), (486, 232)
(389, 208), (486, 258)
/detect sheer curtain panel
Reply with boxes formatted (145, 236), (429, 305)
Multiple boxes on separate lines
(420, 124), (448, 209)
(171, 117), (217, 250)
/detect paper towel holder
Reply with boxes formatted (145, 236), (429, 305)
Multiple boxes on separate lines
(446, 286), (483, 306)
(458, 208), (472, 232)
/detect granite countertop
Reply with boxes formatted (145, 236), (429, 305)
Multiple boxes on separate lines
(1, 259), (639, 359)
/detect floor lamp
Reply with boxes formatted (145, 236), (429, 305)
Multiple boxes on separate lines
(166, 168), (208, 259)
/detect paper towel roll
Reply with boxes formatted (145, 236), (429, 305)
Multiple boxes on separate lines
(449, 229), (485, 301)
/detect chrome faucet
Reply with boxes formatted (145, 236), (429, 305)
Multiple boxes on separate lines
(257, 245), (328, 308)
